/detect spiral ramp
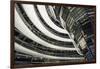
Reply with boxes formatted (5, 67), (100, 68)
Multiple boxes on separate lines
(14, 4), (89, 64)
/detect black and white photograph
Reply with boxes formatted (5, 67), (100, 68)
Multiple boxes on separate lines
(11, 1), (96, 68)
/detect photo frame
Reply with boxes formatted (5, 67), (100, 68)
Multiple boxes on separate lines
(11, 0), (96, 68)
